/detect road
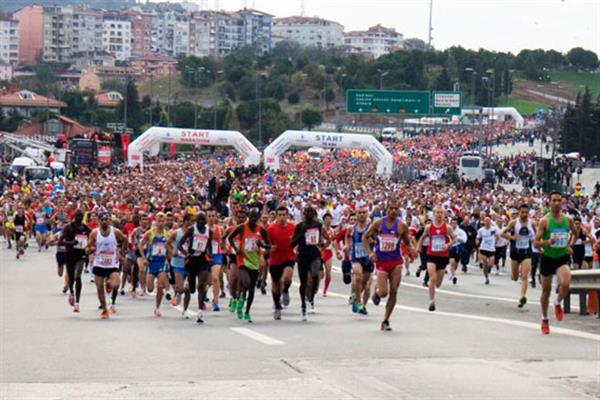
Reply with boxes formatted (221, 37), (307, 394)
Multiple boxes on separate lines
(1, 244), (599, 399)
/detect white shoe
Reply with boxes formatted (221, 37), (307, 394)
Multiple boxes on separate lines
(182, 310), (190, 319)
(309, 302), (316, 314)
(196, 310), (204, 324)
(300, 310), (308, 322)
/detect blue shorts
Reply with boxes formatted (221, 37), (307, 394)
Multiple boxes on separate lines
(172, 266), (186, 277)
(147, 261), (168, 276)
(34, 224), (48, 234)
(212, 254), (223, 265)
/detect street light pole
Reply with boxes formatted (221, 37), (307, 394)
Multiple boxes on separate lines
(377, 69), (388, 90)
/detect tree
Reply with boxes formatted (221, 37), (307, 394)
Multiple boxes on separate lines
(403, 38), (427, 50)
(300, 107), (323, 130)
(567, 47), (599, 70)
(61, 90), (86, 119)
(434, 67), (452, 90)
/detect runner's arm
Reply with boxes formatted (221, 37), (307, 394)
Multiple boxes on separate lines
(500, 220), (516, 241)
(533, 218), (548, 249)
(228, 225), (244, 254)
(415, 225), (429, 249)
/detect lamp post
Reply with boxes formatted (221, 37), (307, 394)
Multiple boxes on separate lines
(482, 69), (495, 158)
(214, 70), (223, 129)
(377, 69), (389, 90)
(149, 75), (153, 126)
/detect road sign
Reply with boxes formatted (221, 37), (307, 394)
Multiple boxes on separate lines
(431, 91), (462, 115)
(346, 90), (430, 115)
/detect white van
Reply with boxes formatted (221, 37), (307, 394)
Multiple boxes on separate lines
(381, 127), (397, 140)
(458, 152), (484, 181)
(307, 147), (324, 159)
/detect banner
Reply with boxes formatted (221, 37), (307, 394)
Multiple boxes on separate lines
(97, 145), (113, 166)
(121, 133), (130, 160)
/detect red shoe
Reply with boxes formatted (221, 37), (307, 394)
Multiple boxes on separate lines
(154, 309), (162, 318)
(541, 319), (550, 335)
(100, 310), (109, 319)
(554, 303), (564, 321)
(73, 305), (80, 313)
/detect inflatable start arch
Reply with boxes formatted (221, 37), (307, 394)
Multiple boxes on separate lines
(264, 130), (394, 178)
(127, 127), (261, 169)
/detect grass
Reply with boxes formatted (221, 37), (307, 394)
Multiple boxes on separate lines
(498, 97), (550, 116)
(550, 70), (600, 96)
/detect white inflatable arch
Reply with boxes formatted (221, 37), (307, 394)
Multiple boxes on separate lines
(461, 107), (524, 128)
(127, 127), (261, 169)
(264, 130), (394, 178)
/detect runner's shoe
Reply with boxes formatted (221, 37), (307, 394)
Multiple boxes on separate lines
(309, 300), (316, 314)
(110, 305), (117, 314)
(120, 289), (125, 296)
(372, 292), (381, 306)
(73, 304), (80, 313)
(518, 297), (527, 308)
(348, 293), (356, 305)
(300, 309), (308, 322)
(219, 291), (226, 299)
(62, 285), (68, 294)
(244, 312), (252, 323)
(485, 278), (490, 285)
(351, 301), (358, 313)
(196, 310), (204, 324)
(541, 319), (550, 334)
(274, 309), (282, 320)
(554, 303), (564, 321)
(182, 310), (189, 320)
(212, 303), (220, 312)
(428, 301), (436, 312)
(380, 320), (392, 331)
(154, 309), (162, 318)
(282, 292), (290, 307)
(68, 294), (75, 307)
(452, 276), (457, 285)
(236, 300), (244, 319)
(100, 310), (109, 319)
(229, 298), (235, 313)
(358, 306), (368, 315)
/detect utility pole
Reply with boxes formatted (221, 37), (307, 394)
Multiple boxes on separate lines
(300, 0), (305, 16)
(427, 0), (433, 49)
(149, 75), (153, 126)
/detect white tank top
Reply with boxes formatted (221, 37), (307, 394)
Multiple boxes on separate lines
(93, 226), (119, 269)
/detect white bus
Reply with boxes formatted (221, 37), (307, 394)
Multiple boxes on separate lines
(458, 152), (484, 181)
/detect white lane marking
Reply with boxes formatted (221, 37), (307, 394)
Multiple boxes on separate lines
(230, 327), (284, 345)
(321, 287), (600, 342)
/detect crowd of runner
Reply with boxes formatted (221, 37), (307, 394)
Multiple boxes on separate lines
(1, 122), (599, 334)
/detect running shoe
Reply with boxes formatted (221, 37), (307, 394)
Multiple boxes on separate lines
(309, 300), (316, 314)
(260, 283), (267, 295)
(282, 291), (290, 307)
(380, 320), (392, 331)
(196, 310), (204, 324)
(358, 306), (368, 315)
(244, 312), (252, 323)
(428, 301), (436, 312)
(405, 267), (410, 277)
(110, 305), (117, 314)
(541, 319), (550, 334)
(300, 309), (308, 322)
(212, 303), (220, 312)
(154, 309), (162, 318)
(236, 301), (244, 319)
(68, 294), (75, 307)
(416, 268), (421, 278)
(274, 309), (282, 320)
(120, 289), (125, 296)
(351, 302), (358, 313)
(372, 292), (381, 306)
(62, 285), (68, 294)
(518, 297), (527, 308)
(165, 292), (172, 301)
(452, 276), (457, 285)
(182, 310), (190, 320)
(229, 298), (235, 313)
(322, 291), (328, 298)
(554, 303), (564, 321)
(73, 304), (80, 313)
(485, 278), (490, 285)
(219, 291), (226, 299)
(100, 310), (109, 319)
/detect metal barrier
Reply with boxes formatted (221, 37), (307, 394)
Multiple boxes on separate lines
(564, 270), (600, 318)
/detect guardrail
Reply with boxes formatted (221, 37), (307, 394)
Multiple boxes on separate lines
(564, 269), (600, 318)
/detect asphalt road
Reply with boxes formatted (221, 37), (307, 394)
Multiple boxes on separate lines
(1, 244), (599, 400)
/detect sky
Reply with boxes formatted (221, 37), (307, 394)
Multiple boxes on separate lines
(164, 0), (600, 55)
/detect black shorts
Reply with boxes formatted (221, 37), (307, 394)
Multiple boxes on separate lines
(269, 260), (295, 282)
(352, 259), (374, 273)
(495, 246), (507, 259)
(540, 254), (570, 277)
(572, 247), (585, 265)
(56, 252), (67, 266)
(584, 256), (594, 263)
(186, 257), (212, 276)
(510, 249), (531, 263)
(480, 249), (495, 258)
(92, 267), (119, 278)
(426, 255), (449, 271)
(227, 254), (237, 266)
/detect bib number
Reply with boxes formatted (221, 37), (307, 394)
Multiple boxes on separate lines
(15, 226), (23, 233)
(244, 237), (258, 252)
(74, 234), (88, 250)
(193, 235), (208, 253)
(431, 235), (446, 252)
(151, 242), (166, 257)
(585, 243), (593, 257)
(482, 236), (494, 250)
(516, 237), (530, 250)
(354, 242), (368, 258)
(98, 251), (115, 267)
(211, 240), (220, 255)
(36, 217), (45, 225)
(379, 234), (398, 252)
(305, 228), (319, 246)
(551, 231), (568, 248)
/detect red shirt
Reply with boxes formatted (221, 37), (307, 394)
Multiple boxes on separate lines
(267, 222), (296, 266)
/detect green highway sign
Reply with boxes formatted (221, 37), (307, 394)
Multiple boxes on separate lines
(431, 91), (462, 115)
(346, 90), (430, 115)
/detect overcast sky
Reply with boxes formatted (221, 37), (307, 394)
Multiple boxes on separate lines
(172, 0), (599, 55)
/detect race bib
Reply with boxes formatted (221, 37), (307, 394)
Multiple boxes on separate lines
(15, 226), (23, 233)
(211, 240), (220, 255)
(151, 242), (166, 257)
(378, 234), (398, 252)
(482, 236), (494, 250)
(36, 217), (45, 225)
(551, 231), (568, 248)
(244, 237), (258, 252)
(98, 250), (115, 267)
(193, 235), (208, 253)
(305, 228), (319, 246)
(74, 234), (88, 250)
(431, 235), (446, 252)
(585, 243), (593, 257)
(354, 242), (368, 258)
(516, 237), (530, 249)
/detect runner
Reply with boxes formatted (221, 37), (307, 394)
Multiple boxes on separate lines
(59, 209), (91, 312)
(291, 206), (327, 321)
(534, 191), (577, 335)
(494, 216), (509, 275)
(476, 216), (499, 285)
(502, 204), (535, 308)
(321, 213), (340, 297)
(266, 206), (296, 320)
(363, 198), (415, 331)
(139, 212), (171, 317)
(178, 212), (213, 323)
(569, 216), (594, 270)
(166, 213), (193, 315)
(228, 209), (270, 323)
(13, 206), (27, 259)
(87, 211), (127, 319)
(416, 206), (456, 311)
(224, 206), (246, 313)
(207, 208), (224, 311)
(345, 206), (373, 315)
(448, 217), (467, 285)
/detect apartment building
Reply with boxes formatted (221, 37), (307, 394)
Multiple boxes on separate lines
(0, 17), (19, 65)
(12, 5), (43, 66)
(273, 16), (343, 49)
(102, 13), (132, 61)
(343, 24), (403, 58)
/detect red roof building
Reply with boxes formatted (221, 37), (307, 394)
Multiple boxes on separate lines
(14, 115), (100, 139)
(0, 89), (66, 117)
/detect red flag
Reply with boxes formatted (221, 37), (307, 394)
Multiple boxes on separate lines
(169, 143), (176, 157)
(121, 134), (130, 159)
